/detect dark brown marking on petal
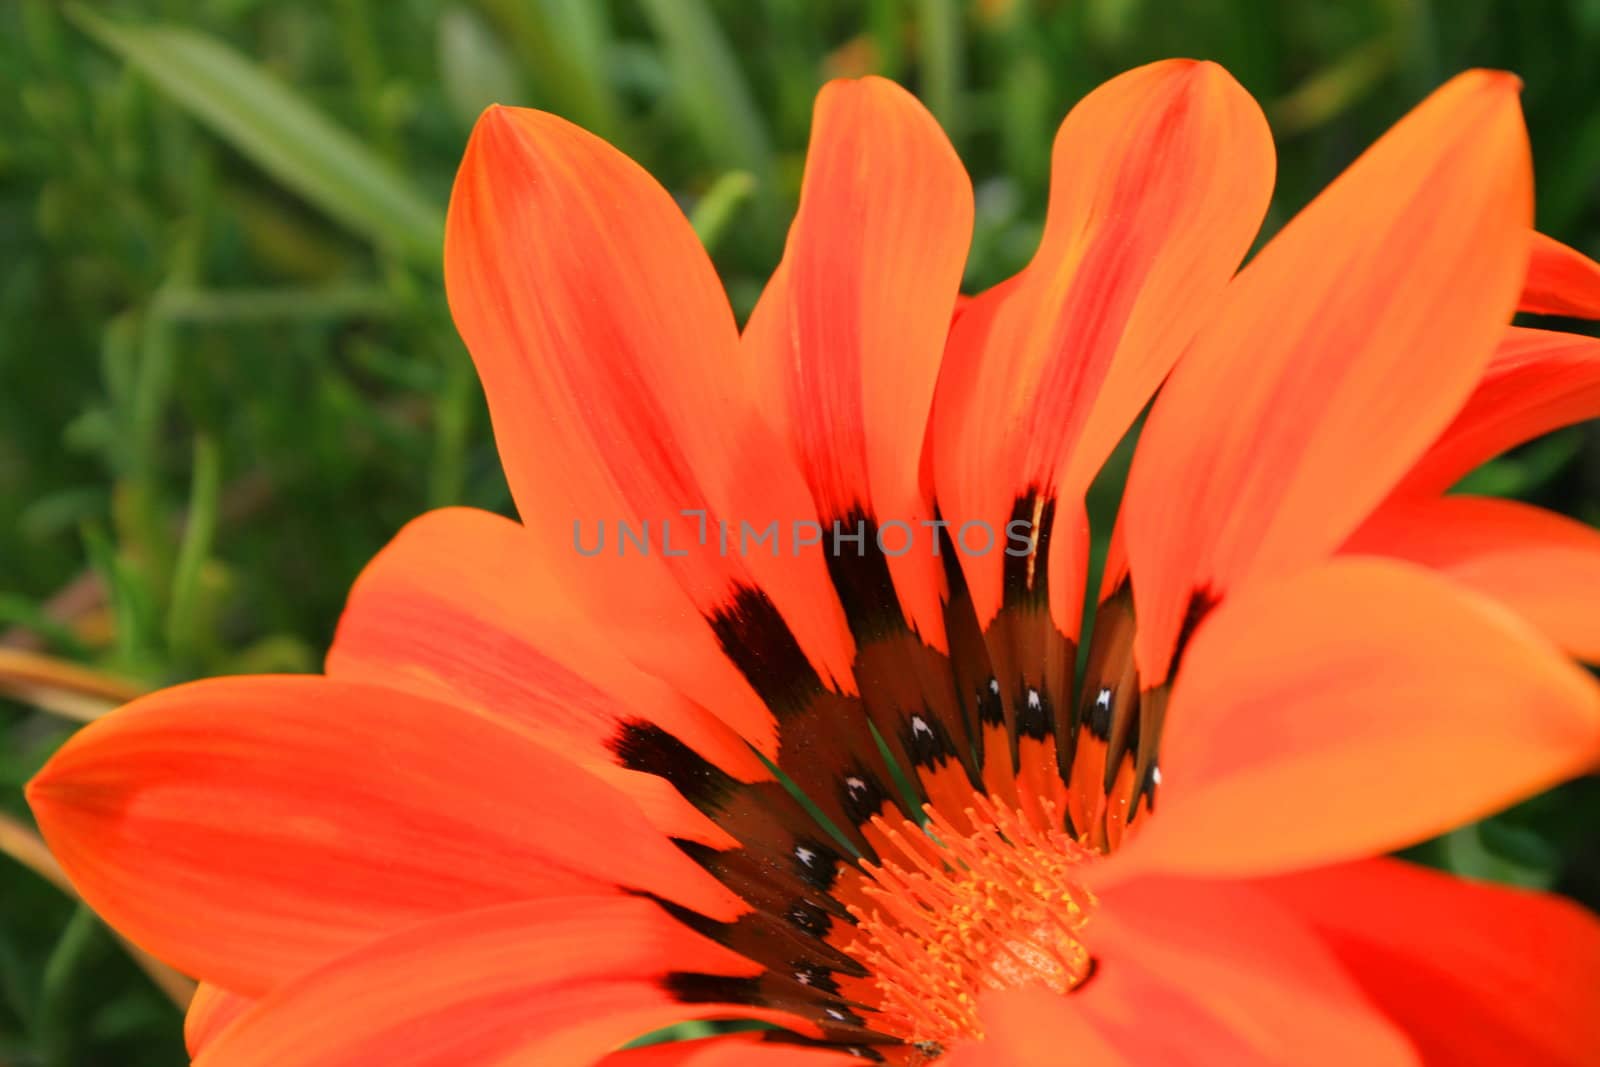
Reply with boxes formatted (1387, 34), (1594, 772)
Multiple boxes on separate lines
(652, 898), (869, 980)
(786, 898), (835, 938)
(1014, 685), (1053, 740)
(897, 707), (959, 768)
(1170, 586), (1220, 683)
(759, 1033), (890, 1063)
(824, 510), (907, 644)
(610, 721), (738, 810)
(1001, 491), (1056, 608)
(708, 584), (825, 719)
(664, 972), (887, 1042)
(788, 834), (845, 892)
(826, 509), (984, 791)
(704, 582), (915, 855)
(674, 839), (849, 920)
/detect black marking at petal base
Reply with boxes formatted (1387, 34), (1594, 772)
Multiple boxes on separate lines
(1015, 685), (1053, 740)
(1072, 957), (1101, 992)
(665, 972), (765, 1006)
(977, 676), (1005, 727)
(824, 508), (908, 643)
(937, 518), (966, 587)
(899, 706), (960, 768)
(764, 1034), (889, 1062)
(838, 766), (892, 827)
(1086, 686), (1114, 741)
(649, 894), (870, 980)
(708, 584), (824, 718)
(814, 1003), (868, 1028)
(790, 962), (841, 995)
(790, 835), (844, 892)
(786, 899), (834, 938)
(1137, 760), (1160, 808)
(1170, 587), (1220, 682)
(609, 721), (737, 812)
(1001, 491), (1056, 608)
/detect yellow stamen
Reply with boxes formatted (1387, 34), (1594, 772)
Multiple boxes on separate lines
(845, 793), (1098, 1055)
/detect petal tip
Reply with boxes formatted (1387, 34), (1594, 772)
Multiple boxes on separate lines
(1470, 67), (1525, 95)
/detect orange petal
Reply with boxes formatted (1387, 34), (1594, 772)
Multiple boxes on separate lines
(445, 104), (848, 744)
(745, 76), (972, 644)
(1122, 70), (1533, 682)
(27, 676), (743, 995)
(186, 984), (254, 1058)
(1103, 558), (1600, 881)
(941, 986), (1123, 1066)
(1255, 859), (1600, 1066)
(327, 507), (768, 844)
(194, 897), (805, 1067)
(1520, 231), (1600, 317)
(947, 877), (1417, 1065)
(1389, 326), (1600, 498)
(929, 58), (1274, 637)
(1346, 494), (1600, 660)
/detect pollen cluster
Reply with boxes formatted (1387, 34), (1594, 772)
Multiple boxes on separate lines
(845, 794), (1098, 1056)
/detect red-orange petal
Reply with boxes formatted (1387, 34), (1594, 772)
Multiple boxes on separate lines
(941, 986), (1122, 1066)
(26, 676), (742, 995)
(745, 76), (972, 645)
(929, 59), (1274, 637)
(1255, 859), (1600, 1066)
(193, 897), (805, 1067)
(1346, 494), (1600, 661)
(1121, 70), (1533, 682)
(1102, 558), (1600, 881)
(1520, 231), (1600, 317)
(186, 984), (254, 1058)
(327, 506), (768, 845)
(1388, 326), (1600, 499)
(445, 104), (847, 745)
(946, 877), (1417, 1065)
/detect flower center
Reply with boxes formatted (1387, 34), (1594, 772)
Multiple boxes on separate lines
(844, 793), (1099, 1058)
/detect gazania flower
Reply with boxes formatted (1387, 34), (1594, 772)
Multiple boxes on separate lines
(26, 59), (1600, 1065)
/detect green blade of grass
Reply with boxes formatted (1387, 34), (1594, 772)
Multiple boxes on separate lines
(917, 0), (963, 138)
(480, 0), (624, 141)
(636, 0), (775, 205)
(67, 6), (445, 267)
(689, 169), (756, 253)
(164, 435), (221, 662)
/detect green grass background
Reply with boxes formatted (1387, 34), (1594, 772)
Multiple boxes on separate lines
(2, 1), (1599, 1063)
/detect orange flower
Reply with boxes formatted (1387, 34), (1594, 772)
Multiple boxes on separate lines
(27, 61), (1600, 1066)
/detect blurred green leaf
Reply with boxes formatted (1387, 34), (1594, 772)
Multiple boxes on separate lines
(916, 0), (963, 136)
(1442, 822), (1556, 890)
(1454, 432), (1582, 497)
(150, 285), (400, 323)
(689, 169), (756, 252)
(480, 0), (623, 140)
(67, 6), (445, 266)
(438, 6), (523, 125)
(165, 435), (221, 662)
(1272, 36), (1396, 135)
(34, 906), (98, 1067)
(636, 0), (775, 205)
